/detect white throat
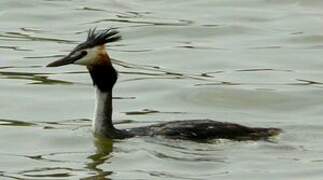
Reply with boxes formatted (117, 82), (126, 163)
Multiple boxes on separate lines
(93, 88), (113, 134)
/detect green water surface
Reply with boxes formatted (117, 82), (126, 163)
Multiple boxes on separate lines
(1, 0), (323, 179)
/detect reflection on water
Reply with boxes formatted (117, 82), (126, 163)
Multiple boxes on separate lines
(1, 0), (323, 179)
(85, 137), (114, 179)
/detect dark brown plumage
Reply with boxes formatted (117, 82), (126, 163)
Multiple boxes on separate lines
(74, 28), (121, 51)
(127, 120), (281, 141)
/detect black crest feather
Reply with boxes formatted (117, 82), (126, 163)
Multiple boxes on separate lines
(76, 28), (121, 50)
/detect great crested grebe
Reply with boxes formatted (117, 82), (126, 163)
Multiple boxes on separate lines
(47, 28), (281, 141)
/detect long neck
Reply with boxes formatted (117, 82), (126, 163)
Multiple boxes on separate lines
(94, 88), (114, 133)
(88, 64), (118, 136)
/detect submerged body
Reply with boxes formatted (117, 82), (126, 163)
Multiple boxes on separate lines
(128, 120), (280, 141)
(98, 119), (281, 141)
(47, 28), (281, 141)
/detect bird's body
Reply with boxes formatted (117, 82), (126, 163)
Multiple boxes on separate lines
(128, 120), (280, 141)
(47, 28), (281, 141)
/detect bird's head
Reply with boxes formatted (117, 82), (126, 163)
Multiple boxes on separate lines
(47, 28), (121, 67)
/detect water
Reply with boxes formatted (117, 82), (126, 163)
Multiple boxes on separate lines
(1, 0), (323, 179)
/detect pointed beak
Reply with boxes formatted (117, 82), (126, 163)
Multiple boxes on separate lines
(47, 51), (85, 67)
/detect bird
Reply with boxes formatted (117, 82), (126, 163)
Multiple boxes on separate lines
(47, 27), (281, 141)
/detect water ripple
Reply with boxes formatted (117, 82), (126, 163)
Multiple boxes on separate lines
(0, 119), (35, 127)
(0, 45), (32, 52)
(88, 18), (193, 27)
(0, 70), (73, 85)
(19, 167), (75, 178)
(0, 32), (76, 43)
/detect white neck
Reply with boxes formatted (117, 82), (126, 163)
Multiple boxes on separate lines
(93, 88), (114, 134)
